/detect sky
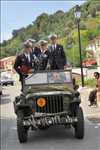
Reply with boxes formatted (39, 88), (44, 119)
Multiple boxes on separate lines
(1, 0), (85, 42)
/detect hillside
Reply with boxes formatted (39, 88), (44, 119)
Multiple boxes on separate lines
(1, 0), (100, 66)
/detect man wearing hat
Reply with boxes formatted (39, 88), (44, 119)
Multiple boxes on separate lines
(27, 38), (41, 59)
(14, 41), (34, 91)
(48, 34), (67, 70)
(27, 38), (42, 67)
(35, 40), (49, 70)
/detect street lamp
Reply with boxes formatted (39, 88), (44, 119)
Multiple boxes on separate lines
(74, 5), (84, 87)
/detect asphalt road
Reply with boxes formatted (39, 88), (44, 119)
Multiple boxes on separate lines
(0, 83), (100, 150)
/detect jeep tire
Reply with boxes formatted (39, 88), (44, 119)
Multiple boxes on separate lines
(17, 111), (28, 143)
(74, 107), (84, 139)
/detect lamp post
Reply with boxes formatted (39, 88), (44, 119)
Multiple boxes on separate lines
(74, 5), (84, 87)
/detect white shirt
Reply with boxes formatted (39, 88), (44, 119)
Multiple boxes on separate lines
(24, 53), (30, 62)
(40, 49), (47, 54)
(52, 44), (56, 51)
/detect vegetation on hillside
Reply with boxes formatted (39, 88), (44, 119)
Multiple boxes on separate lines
(1, 0), (100, 66)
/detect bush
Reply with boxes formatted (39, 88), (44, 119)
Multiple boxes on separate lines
(85, 78), (96, 87)
(77, 78), (96, 88)
(80, 22), (87, 30)
(89, 5), (96, 17)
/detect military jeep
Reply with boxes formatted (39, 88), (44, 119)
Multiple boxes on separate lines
(14, 69), (84, 143)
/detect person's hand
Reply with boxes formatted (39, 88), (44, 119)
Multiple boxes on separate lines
(64, 65), (71, 70)
(46, 63), (50, 70)
(64, 65), (68, 70)
(35, 59), (39, 64)
(28, 69), (33, 73)
(21, 73), (28, 79)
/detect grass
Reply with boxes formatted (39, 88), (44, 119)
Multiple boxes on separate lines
(77, 78), (96, 88)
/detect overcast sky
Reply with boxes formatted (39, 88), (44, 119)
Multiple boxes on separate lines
(1, 0), (85, 42)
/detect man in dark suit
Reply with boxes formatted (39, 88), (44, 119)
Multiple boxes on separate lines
(27, 39), (41, 69)
(14, 41), (34, 91)
(48, 34), (67, 70)
(28, 39), (49, 70)
(38, 40), (49, 70)
(27, 39), (40, 58)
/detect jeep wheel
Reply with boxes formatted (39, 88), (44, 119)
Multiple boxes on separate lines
(17, 111), (28, 143)
(0, 91), (2, 95)
(74, 107), (84, 139)
(11, 82), (14, 86)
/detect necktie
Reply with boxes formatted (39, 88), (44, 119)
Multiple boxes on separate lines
(27, 54), (30, 62)
(54, 45), (56, 50)
(52, 45), (55, 51)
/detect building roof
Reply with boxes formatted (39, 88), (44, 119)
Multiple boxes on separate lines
(88, 36), (100, 45)
(0, 56), (16, 62)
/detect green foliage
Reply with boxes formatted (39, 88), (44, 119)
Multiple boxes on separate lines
(77, 78), (96, 88)
(89, 5), (96, 17)
(80, 21), (87, 30)
(0, 0), (100, 68)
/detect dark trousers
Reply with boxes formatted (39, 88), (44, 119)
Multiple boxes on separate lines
(20, 75), (27, 92)
(88, 89), (97, 104)
(20, 80), (24, 92)
(50, 63), (64, 70)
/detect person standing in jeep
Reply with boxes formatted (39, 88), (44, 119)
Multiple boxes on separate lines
(14, 41), (33, 91)
(48, 34), (67, 70)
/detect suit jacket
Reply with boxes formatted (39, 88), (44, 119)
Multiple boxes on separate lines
(33, 48), (49, 70)
(32, 47), (41, 58)
(48, 44), (67, 70)
(38, 50), (49, 70)
(14, 53), (33, 81)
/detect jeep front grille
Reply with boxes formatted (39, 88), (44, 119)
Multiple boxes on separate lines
(36, 95), (63, 113)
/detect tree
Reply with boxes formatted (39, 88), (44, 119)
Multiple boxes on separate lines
(35, 13), (48, 31)
(80, 22), (87, 30)
(88, 33), (94, 40)
(12, 28), (25, 38)
(19, 33), (26, 42)
(95, 4), (100, 11)
(64, 27), (71, 35)
(82, 10), (89, 19)
(66, 20), (74, 29)
(1, 0), (100, 59)
(1, 40), (7, 46)
(89, 5), (96, 17)
(12, 30), (18, 37)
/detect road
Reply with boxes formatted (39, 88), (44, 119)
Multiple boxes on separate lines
(72, 68), (97, 78)
(0, 83), (100, 150)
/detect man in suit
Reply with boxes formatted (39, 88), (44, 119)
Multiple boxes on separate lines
(28, 39), (49, 70)
(27, 38), (41, 59)
(48, 34), (67, 70)
(38, 40), (49, 70)
(14, 41), (34, 91)
(27, 39), (42, 69)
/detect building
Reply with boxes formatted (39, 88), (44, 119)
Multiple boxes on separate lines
(0, 56), (16, 72)
(85, 36), (100, 71)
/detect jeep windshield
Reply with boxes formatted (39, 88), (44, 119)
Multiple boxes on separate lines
(24, 70), (72, 85)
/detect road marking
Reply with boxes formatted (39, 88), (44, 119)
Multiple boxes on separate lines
(11, 127), (17, 130)
(94, 126), (99, 129)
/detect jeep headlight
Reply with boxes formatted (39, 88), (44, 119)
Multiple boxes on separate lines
(37, 97), (46, 107)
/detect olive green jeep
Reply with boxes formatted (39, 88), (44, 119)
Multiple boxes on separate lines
(14, 69), (84, 143)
